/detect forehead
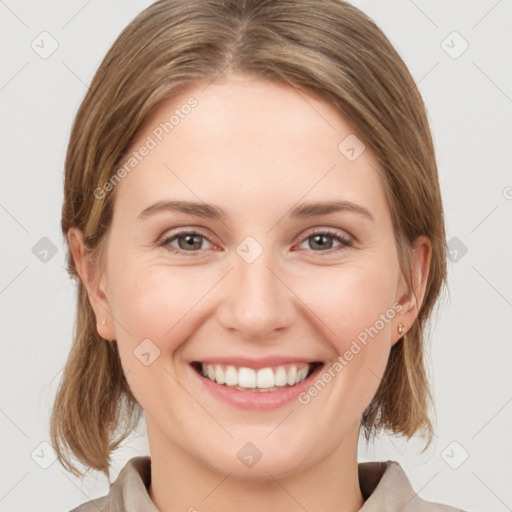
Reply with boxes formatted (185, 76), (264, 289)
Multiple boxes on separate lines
(113, 76), (388, 222)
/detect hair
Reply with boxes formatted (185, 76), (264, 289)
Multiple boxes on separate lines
(51, 0), (447, 478)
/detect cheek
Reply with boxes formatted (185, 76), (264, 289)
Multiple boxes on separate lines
(107, 255), (216, 352)
(301, 260), (399, 391)
(304, 260), (399, 343)
(105, 260), (212, 410)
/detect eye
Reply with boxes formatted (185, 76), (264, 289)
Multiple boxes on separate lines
(157, 228), (354, 255)
(158, 230), (215, 254)
(295, 229), (354, 253)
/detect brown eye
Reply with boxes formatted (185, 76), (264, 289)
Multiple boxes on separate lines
(176, 233), (204, 251)
(297, 229), (353, 253)
(159, 231), (214, 254)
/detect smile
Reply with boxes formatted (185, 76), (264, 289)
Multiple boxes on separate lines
(191, 361), (323, 392)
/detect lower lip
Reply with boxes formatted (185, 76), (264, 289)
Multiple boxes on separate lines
(190, 363), (324, 411)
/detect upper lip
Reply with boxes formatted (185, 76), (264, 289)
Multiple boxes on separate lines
(191, 356), (322, 370)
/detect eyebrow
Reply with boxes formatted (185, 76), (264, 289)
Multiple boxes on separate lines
(137, 199), (374, 222)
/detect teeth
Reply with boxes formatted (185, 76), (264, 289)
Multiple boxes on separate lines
(297, 366), (309, 382)
(215, 364), (225, 384)
(239, 367), (257, 388)
(287, 366), (297, 386)
(199, 362), (314, 390)
(225, 365), (238, 386)
(274, 366), (287, 386)
(256, 368), (274, 388)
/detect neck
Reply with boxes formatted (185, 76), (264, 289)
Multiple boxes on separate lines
(147, 420), (364, 512)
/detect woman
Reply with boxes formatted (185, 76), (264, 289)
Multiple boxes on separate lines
(51, 0), (466, 510)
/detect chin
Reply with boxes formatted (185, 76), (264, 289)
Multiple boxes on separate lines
(200, 439), (316, 483)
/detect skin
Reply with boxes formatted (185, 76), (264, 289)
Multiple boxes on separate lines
(69, 75), (431, 512)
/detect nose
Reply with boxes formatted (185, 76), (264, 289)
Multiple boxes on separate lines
(216, 247), (296, 340)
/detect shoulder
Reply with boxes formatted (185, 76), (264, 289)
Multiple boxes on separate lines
(67, 456), (157, 512)
(68, 494), (109, 512)
(358, 460), (469, 511)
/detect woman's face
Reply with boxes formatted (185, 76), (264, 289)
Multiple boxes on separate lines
(81, 76), (428, 480)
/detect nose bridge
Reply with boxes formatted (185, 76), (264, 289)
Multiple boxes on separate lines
(217, 238), (295, 339)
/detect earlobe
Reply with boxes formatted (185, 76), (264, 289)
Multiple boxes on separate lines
(67, 227), (116, 341)
(393, 235), (432, 345)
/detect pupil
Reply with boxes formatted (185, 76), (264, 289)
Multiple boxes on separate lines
(180, 234), (201, 250)
(312, 234), (332, 250)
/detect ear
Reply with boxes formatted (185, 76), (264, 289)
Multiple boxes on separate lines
(67, 227), (116, 342)
(393, 235), (432, 345)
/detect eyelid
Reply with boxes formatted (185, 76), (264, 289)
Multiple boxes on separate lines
(298, 226), (353, 243)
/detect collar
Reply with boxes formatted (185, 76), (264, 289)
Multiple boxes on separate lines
(75, 456), (453, 511)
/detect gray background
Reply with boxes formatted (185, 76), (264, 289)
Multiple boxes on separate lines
(1, 0), (511, 510)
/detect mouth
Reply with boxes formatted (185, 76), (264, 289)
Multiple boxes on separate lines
(190, 361), (324, 392)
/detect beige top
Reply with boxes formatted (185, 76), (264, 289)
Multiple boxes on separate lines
(69, 456), (466, 511)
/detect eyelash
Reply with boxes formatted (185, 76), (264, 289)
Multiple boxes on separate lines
(157, 228), (354, 256)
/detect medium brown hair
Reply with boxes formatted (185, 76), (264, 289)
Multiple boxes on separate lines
(51, 0), (447, 478)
